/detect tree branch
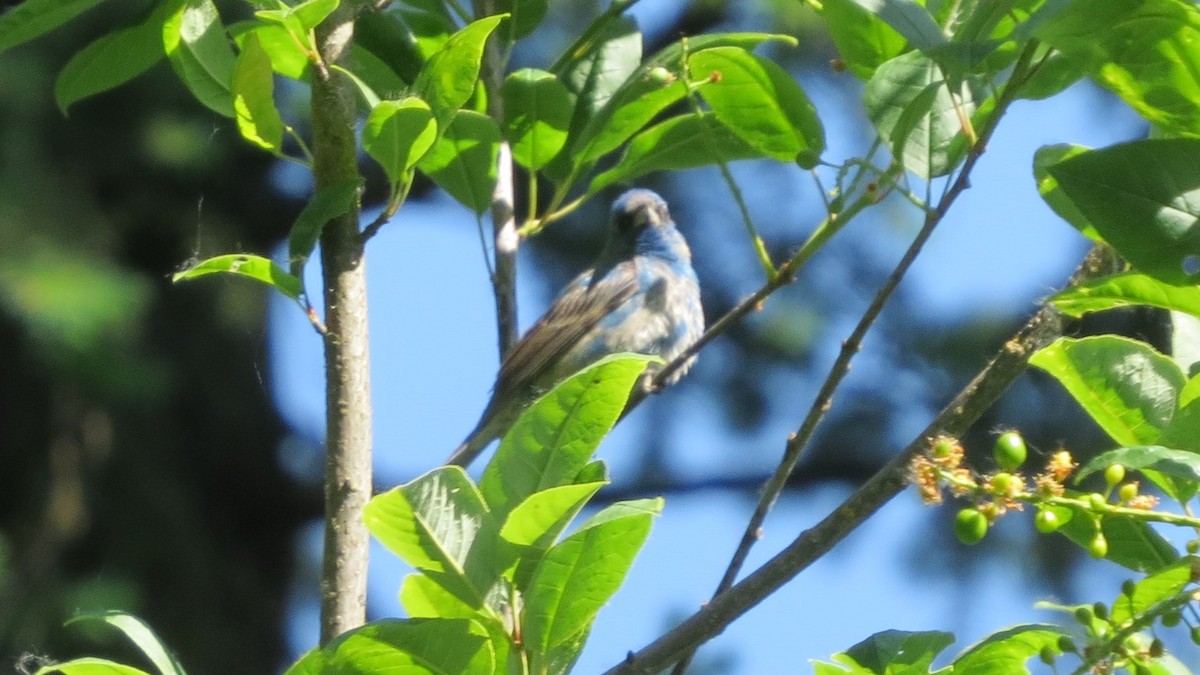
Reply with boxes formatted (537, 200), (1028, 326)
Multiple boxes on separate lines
(605, 244), (1117, 675)
(312, 4), (372, 645)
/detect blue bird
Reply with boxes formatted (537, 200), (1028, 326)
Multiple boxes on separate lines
(448, 188), (704, 467)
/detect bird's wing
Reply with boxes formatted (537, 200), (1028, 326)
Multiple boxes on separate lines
(493, 268), (639, 399)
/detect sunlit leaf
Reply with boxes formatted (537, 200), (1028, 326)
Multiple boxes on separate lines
(287, 179), (362, 277)
(950, 624), (1068, 673)
(163, 0), (236, 117)
(1049, 139), (1200, 284)
(232, 32), (284, 152)
(1076, 445), (1200, 502)
(816, 629), (954, 673)
(172, 253), (301, 300)
(819, 0), (909, 80)
(1051, 273), (1200, 319)
(414, 15), (505, 128)
(1029, 336), (1185, 447)
(1107, 557), (1196, 627)
(33, 659), (152, 675)
(1032, 143), (1101, 241)
(416, 110), (501, 215)
(363, 97), (438, 185)
(849, 0), (946, 52)
(62, 611), (185, 675)
(323, 618), (493, 675)
(502, 69), (572, 170)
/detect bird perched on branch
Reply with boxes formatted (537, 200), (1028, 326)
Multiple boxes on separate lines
(447, 188), (704, 467)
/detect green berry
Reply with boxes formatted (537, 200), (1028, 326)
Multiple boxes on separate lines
(1087, 492), (1107, 510)
(1150, 638), (1165, 658)
(994, 431), (1027, 470)
(1039, 646), (1055, 665)
(1191, 627), (1200, 645)
(1119, 482), (1138, 503)
(955, 508), (989, 545)
(1162, 609), (1181, 627)
(1121, 579), (1136, 597)
(1089, 532), (1109, 558)
(1035, 509), (1061, 533)
(1104, 464), (1126, 486)
(1058, 636), (1077, 653)
(1187, 539), (1199, 555)
(1093, 601), (1109, 621)
(992, 472), (1018, 494)
(1074, 606), (1094, 625)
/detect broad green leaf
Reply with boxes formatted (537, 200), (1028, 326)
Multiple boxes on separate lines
(559, 16), (641, 137)
(588, 112), (762, 194)
(0, 0), (108, 55)
(1051, 273), (1200, 318)
(63, 611), (185, 675)
(354, 11), (424, 85)
(349, 43), (407, 101)
(572, 66), (687, 167)
(1076, 445), (1200, 502)
(282, 648), (325, 675)
(1036, 0), (1200, 137)
(1161, 399), (1200, 453)
(950, 624), (1067, 673)
(55, 1), (178, 115)
(1049, 139), (1200, 284)
(849, 0), (946, 53)
(1108, 557), (1196, 627)
(1015, 44), (1088, 101)
(1029, 336), (1185, 446)
(865, 50), (977, 178)
(1175, 312), (1200, 378)
(478, 354), (656, 521)
(1056, 502), (1178, 572)
(363, 98), (437, 185)
(232, 33), (284, 152)
(172, 254), (301, 300)
(817, 629), (954, 673)
(1032, 143), (1101, 241)
(323, 618), (492, 675)
(364, 467), (505, 607)
(522, 499), (661, 652)
(163, 0), (236, 117)
(819, 0), (909, 81)
(400, 573), (482, 620)
(642, 32), (798, 71)
(502, 69), (572, 170)
(689, 47), (824, 166)
(229, 22), (308, 79)
(33, 659), (152, 675)
(498, 0), (548, 39)
(414, 15), (505, 128)
(416, 110), (501, 215)
(288, 179), (362, 277)
(500, 482), (605, 548)
(255, 0), (337, 32)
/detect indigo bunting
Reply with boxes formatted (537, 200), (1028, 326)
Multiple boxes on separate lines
(448, 188), (704, 467)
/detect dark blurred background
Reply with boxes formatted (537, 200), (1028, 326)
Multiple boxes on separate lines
(0, 0), (1167, 673)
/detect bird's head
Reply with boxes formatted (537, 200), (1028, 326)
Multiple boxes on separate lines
(603, 189), (691, 265)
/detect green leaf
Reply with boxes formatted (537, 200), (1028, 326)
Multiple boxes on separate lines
(33, 659), (153, 675)
(689, 47), (824, 166)
(400, 573), (481, 620)
(0, 0), (108, 55)
(817, 629), (954, 673)
(163, 0), (236, 117)
(255, 0), (338, 32)
(364, 98), (438, 186)
(354, 11), (424, 85)
(1175, 313), (1200, 379)
(1161, 398), (1200, 453)
(1109, 557), (1196, 628)
(229, 22), (309, 80)
(1029, 336), (1185, 447)
(282, 649), (324, 675)
(498, 0), (548, 39)
(414, 14), (505, 128)
(558, 16), (641, 140)
(232, 32), (284, 152)
(288, 179), (362, 277)
(500, 482), (606, 548)
(1076, 445), (1200, 502)
(1051, 273), (1200, 318)
(865, 50), (977, 178)
(478, 354), (656, 522)
(589, 112), (762, 195)
(1049, 139), (1200, 284)
(571, 66), (687, 167)
(1036, 0), (1200, 137)
(522, 499), (661, 653)
(416, 110), (501, 215)
(349, 42), (407, 101)
(849, 0), (946, 53)
(55, 1), (177, 115)
(323, 618), (493, 675)
(1033, 143), (1101, 241)
(172, 254), (301, 300)
(950, 624), (1068, 673)
(63, 611), (185, 675)
(502, 69), (572, 170)
(364, 467), (506, 608)
(819, 0), (910, 80)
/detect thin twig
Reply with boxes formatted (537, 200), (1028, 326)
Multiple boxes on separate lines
(606, 244), (1116, 675)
